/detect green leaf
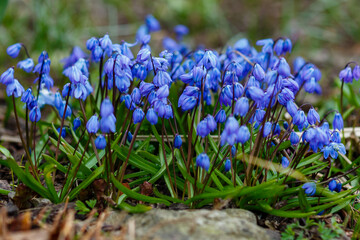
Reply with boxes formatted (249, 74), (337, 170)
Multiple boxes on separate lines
(298, 188), (310, 211)
(116, 202), (152, 213)
(111, 174), (171, 206)
(43, 163), (60, 203)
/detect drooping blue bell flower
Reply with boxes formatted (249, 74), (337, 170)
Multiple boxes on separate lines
(215, 109), (226, 123)
(333, 113), (343, 131)
(197, 119), (210, 138)
(86, 37), (99, 51)
(206, 115), (217, 132)
(290, 131), (300, 145)
(29, 106), (41, 122)
(21, 88), (33, 105)
(302, 182), (316, 196)
(146, 108), (158, 125)
(57, 127), (66, 138)
(262, 122), (272, 137)
(196, 153), (210, 171)
(339, 66), (353, 83)
(100, 98), (114, 118)
(281, 156), (290, 168)
(253, 63), (265, 81)
(86, 115), (99, 134)
(174, 134), (182, 149)
(328, 179), (337, 192)
(145, 14), (160, 32)
(6, 79), (24, 97)
(0, 68), (15, 85)
(236, 125), (250, 144)
(99, 34), (113, 57)
(174, 25), (189, 39)
(7, 43), (22, 58)
(17, 58), (34, 73)
(335, 182), (342, 193)
(73, 117), (81, 131)
(133, 108), (145, 124)
(95, 135), (107, 150)
(100, 114), (116, 133)
(127, 131), (133, 142)
(307, 108), (320, 125)
(224, 158), (231, 172)
(221, 117), (239, 146)
(353, 65), (360, 80)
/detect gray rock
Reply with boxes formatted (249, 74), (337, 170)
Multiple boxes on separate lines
(105, 208), (271, 240)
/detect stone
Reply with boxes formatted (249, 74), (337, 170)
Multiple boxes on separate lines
(105, 208), (271, 240)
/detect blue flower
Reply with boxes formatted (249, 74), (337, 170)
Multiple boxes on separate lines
(100, 114), (116, 133)
(331, 131), (341, 143)
(63, 66), (82, 84)
(290, 131), (299, 145)
(146, 108), (158, 125)
(86, 115), (99, 134)
(236, 125), (250, 144)
(307, 108), (320, 125)
(234, 97), (249, 117)
(29, 106), (41, 122)
(221, 117), (239, 146)
(302, 182), (316, 196)
(328, 179), (337, 192)
(61, 46), (87, 69)
(215, 109), (226, 123)
(17, 58), (34, 73)
(246, 86), (264, 104)
(127, 132), (133, 143)
(0, 68), (15, 85)
(202, 50), (218, 70)
(174, 134), (182, 149)
(256, 38), (274, 54)
(262, 122), (272, 137)
(196, 153), (210, 171)
(164, 105), (173, 119)
(293, 110), (306, 130)
(333, 113), (343, 131)
(6, 79), (24, 97)
(95, 135), (107, 150)
(137, 48), (151, 62)
(286, 101), (298, 117)
(178, 96), (197, 111)
(156, 85), (169, 99)
(133, 108), (145, 124)
(231, 145), (236, 157)
(59, 102), (72, 119)
(153, 70), (172, 87)
(283, 121), (289, 130)
(278, 88), (294, 106)
(7, 43), (22, 58)
(73, 117), (81, 131)
(293, 57), (306, 74)
(145, 15), (160, 32)
(353, 65), (360, 80)
(174, 25), (189, 39)
(253, 63), (265, 81)
(139, 82), (155, 96)
(99, 34), (113, 57)
(86, 37), (99, 51)
(57, 127), (66, 138)
(197, 119), (210, 138)
(92, 45), (103, 62)
(206, 115), (217, 132)
(281, 157), (290, 168)
(339, 66), (353, 83)
(276, 57), (291, 77)
(322, 142), (346, 159)
(100, 98), (114, 118)
(224, 158), (231, 172)
(21, 88), (33, 105)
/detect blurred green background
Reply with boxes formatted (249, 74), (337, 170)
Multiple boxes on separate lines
(0, 0), (360, 99)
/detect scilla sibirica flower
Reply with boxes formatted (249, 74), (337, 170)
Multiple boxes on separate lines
(133, 108), (145, 124)
(86, 115), (99, 134)
(0, 68), (15, 85)
(7, 43), (22, 58)
(17, 58), (34, 73)
(307, 108), (320, 125)
(281, 157), (290, 168)
(339, 66), (353, 83)
(221, 117), (239, 146)
(29, 106), (41, 122)
(95, 135), (107, 150)
(73, 117), (81, 131)
(290, 131), (299, 145)
(302, 182), (316, 196)
(333, 113), (343, 131)
(328, 179), (337, 192)
(196, 153), (210, 171)
(224, 158), (231, 172)
(174, 134), (182, 149)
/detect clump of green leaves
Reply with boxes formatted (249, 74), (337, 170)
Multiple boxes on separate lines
(75, 199), (97, 215)
(282, 218), (347, 240)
